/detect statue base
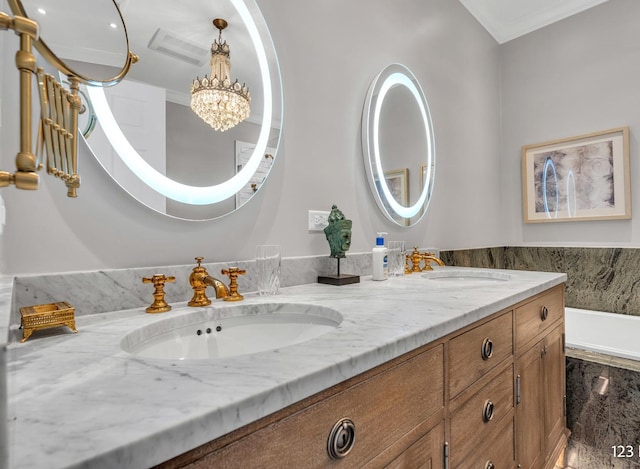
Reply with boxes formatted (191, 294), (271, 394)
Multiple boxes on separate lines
(317, 274), (360, 286)
(317, 257), (360, 286)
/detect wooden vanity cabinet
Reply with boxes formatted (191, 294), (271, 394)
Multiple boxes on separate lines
(515, 286), (568, 469)
(159, 285), (567, 469)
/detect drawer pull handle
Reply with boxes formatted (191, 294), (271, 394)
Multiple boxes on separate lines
(541, 306), (549, 321)
(482, 400), (494, 422)
(485, 461), (495, 469)
(481, 338), (494, 360)
(327, 418), (356, 460)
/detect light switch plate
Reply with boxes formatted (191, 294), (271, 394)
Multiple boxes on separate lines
(308, 210), (329, 231)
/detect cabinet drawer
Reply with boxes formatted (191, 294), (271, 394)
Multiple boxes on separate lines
(515, 286), (564, 351)
(197, 344), (444, 468)
(384, 420), (445, 469)
(450, 362), (514, 467)
(465, 415), (515, 469)
(449, 311), (513, 397)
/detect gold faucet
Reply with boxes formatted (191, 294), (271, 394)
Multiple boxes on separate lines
(422, 252), (445, 271)
(406, 248), (445, 273)
(188, 257), (230, 307)
(409, 247), (424, 273)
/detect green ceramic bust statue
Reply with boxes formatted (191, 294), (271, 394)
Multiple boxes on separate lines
(324, 205), (352, 259)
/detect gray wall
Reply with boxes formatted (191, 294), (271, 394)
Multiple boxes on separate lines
(0, 0), (501, 275)
(500, 0), (640, 247)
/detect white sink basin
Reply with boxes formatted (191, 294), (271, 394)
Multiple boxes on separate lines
(421, 269), (511, 282)
(121, 303), (343, 360)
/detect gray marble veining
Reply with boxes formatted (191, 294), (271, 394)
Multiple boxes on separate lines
(0, 276), (13, 469)
(566, 356), (640, 468)
(10, 252), (373, 326)
(5, 267), (565, 469)
(442, 246), (640, 315)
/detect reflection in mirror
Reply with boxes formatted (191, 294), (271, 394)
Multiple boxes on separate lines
(8, 0), (133, 84)
(362, 64), (435, 227)
(70, 0), (282, 220)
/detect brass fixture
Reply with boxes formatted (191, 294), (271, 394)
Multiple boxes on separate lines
(422, 252), (445, 271)
(221, 267), (246, 302)
(19, 301), (77, 343)
(0, 12), (41, 192)
(188, 257), (231, 306)
(1, 2), (136, 197)
(190, 18), (250, 131)
(406, 247), (445, 273)
(409, 247), (424, 273)
(142, 274), (175, 313)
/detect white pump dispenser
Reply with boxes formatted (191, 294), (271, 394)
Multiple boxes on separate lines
(372, 232), (388, 281)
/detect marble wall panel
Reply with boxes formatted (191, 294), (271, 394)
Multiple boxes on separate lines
(441, 247), (640, 316)
(10, 253), (372, 326)
(566, 357), (640, 469)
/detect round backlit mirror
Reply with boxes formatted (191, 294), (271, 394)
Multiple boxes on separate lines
(8, 0), (134, 85)
(362, 64), (436, 227)
(52, 0), (282, 221)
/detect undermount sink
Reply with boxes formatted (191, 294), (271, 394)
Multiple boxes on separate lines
(121, 303), (343, 360)
(421, 269), (512, 282)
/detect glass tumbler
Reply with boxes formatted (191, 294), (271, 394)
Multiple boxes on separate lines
(388, 241), (406, 276)
(255, 245), (281, 295)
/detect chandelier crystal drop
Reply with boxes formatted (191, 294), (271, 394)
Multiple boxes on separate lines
(190, 19), (250, 132)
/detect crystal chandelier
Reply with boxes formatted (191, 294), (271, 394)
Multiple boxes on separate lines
(190, 19), (250, 132)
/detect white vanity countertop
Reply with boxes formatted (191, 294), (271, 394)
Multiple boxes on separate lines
(6, 267), (566, 469)
(0, 276), (14, 346)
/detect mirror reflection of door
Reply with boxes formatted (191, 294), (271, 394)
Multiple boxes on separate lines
(84, 80), (167, 213)
(235, 141), (276, 208)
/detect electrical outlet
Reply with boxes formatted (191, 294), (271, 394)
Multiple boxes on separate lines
(308, 210), (330, 231)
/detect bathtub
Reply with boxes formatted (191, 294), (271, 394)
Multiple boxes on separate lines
(565, 307), (640, 362)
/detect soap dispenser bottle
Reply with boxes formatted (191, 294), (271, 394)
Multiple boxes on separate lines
(372, 232), (388, 281)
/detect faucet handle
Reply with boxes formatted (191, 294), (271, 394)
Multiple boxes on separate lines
(221, 267), (246, 302)
(142, 274), (175, 313)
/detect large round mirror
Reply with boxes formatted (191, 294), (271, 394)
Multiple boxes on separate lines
(362, 64), (435, 227)
(66, 0), (282, 220)
(8, 0), (134, 85)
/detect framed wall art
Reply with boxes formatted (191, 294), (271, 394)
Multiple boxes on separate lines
(522, 127), (630, 223)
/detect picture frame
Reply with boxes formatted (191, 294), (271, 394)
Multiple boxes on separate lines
(375, 168), (409, 225)
(419, 163), (427, 217)
(521, 127), (630, 223)
(419, 163), (427, 191)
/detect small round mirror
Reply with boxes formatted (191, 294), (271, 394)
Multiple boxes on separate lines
(362, 64), (436, 227)
(8, 0), (133, 85)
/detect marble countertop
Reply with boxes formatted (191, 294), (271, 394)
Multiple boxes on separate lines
(5, 267), (566, 469)
(0, 276), (14, 347)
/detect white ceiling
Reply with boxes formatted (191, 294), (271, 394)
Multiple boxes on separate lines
(23, 0), (263, 109)
(459, 0), (609, 43)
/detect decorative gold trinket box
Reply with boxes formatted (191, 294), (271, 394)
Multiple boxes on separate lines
(19, 301), (78, 343)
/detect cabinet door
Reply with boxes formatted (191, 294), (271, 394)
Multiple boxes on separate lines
(543, 324), (566, 457)
(384, 420), (445, 469)
(515, 341), (544, 469)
